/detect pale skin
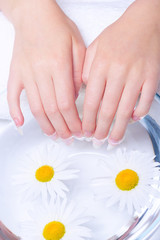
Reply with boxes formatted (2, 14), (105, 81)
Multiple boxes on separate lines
(1, 0), (85, 143)
(0, 0), (160, 146)
(83, 0), (160, 146)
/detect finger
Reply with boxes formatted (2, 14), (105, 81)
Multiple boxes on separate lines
(25, 80), (55, 136)
(94, 77), (124, 140)
(82, 42), (97, 85)
(132, 80), (157, 120)
(7, 71), (24, 127)
(72, 40), (86, 97)
(109, 78), (142, 144)
(53, 52), (82, 135)
(82, 59), (106, 136)
(35, 73), (71, 139)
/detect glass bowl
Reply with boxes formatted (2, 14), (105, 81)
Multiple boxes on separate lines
(0, 96), (160, 240)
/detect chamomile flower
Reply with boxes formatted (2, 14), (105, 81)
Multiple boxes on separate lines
(92, 149), (160, 215)
(13, 143), (79, 201)
(21, 198), (92, 240)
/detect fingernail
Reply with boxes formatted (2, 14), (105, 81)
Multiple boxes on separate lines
(84, 131), (93, 137)
(44, 132), (58, 140)
(132, 115), (141, 122)
(50, 132), (58, 140)
(92, 138), (105, 149)
(74, 132), (82, 137)
(107, 143), (115, 151)
(64, 137), (74, 145)
(17, 127), (23, 136)
(108, 136), (125, 146)
(13, 118), (23, 135)
(13, 117), (22, 127)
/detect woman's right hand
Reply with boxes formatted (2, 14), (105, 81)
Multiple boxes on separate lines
(7, 0), (85, 140)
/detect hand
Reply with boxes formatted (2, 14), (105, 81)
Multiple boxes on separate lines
(7, 0), (85, 139)
(82, 0), (160, 146)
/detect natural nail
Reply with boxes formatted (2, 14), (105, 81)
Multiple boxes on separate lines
(64, 137), (74, 146)
(74, 132), (82, 137)
(50, 132), (58, 140)
(44, 132), (58, 140)
(132, 115), (141, 122)
(106, 143), (115, 151)
(108, 136), (125, 146)
(17, 127), (23, 136)
(84, 131), (93, 137)
(13, 118), (22, 127)
(92, 138), (105, 149)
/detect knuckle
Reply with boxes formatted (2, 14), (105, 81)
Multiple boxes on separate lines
(33, 59), (48, 70)
(52, 57), (66, 69)
(101, 108), (114, 121)
(59, 100), (71, 112)
(46, 106), (59, 117)
(31, 105), (43, 117)
(110, 62), (126, 76)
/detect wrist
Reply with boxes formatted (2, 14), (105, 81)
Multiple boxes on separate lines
(134, 0), (160, 15)
(0, 0), (58, 26)
(122, 0), (160, 28)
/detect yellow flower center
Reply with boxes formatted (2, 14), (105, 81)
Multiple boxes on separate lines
(115, 169), (139, 191)
(35, 165), (54, 182)
(43, 221), (65, 240)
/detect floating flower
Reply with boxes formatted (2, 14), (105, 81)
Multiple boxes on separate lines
(13, 142), (79, 201)
(21, 198), (92, 240)
(92, 149), (160, 215)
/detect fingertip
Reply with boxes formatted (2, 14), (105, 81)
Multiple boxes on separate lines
(8, 95), (24, 127)
(132, 109), (148, 121)
(7, 78), (24, 126)
(13, 116), (24, 127)
(8, 97), (24, 127)
(108, 135), (125, 146)
(82, 72), (88, 85)
(132, 113), (141, 122)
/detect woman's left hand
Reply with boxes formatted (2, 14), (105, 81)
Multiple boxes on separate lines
(82, 0), (160, 146)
